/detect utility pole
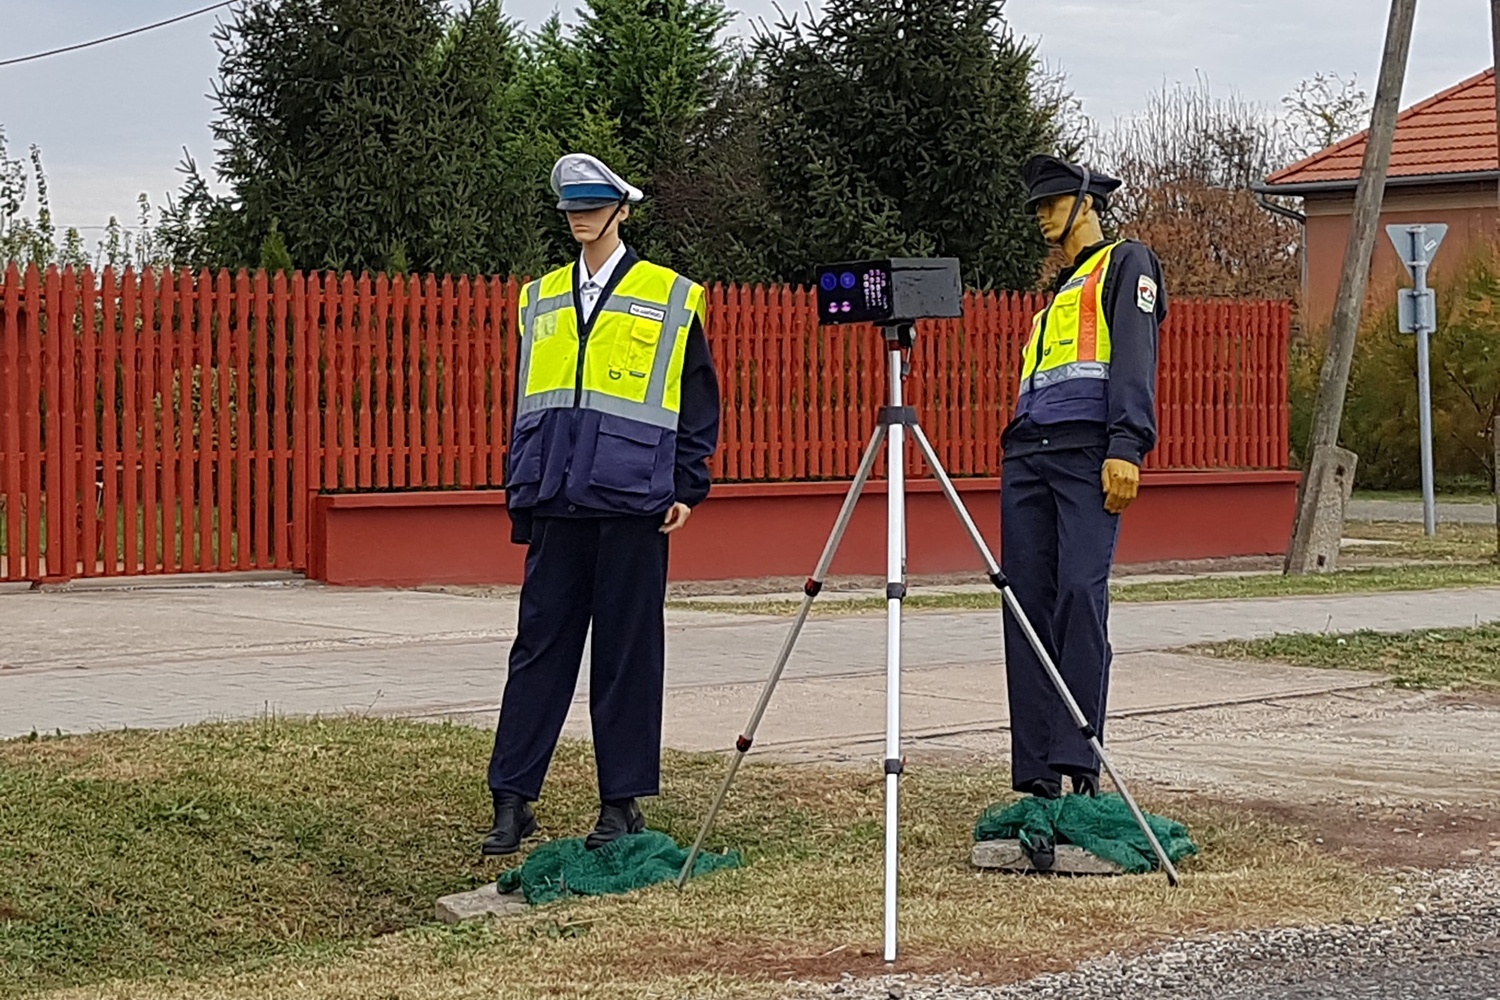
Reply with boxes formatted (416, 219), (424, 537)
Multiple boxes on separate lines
(1286, 0), (1418, 573)
(1484, 4), (1500, 559)
(1492, 1), (1500, 204)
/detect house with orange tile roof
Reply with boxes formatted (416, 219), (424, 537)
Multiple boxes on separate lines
(1257, 67), (1500, 329)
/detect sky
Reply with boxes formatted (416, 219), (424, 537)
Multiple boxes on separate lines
(0, 0), (1495, 233)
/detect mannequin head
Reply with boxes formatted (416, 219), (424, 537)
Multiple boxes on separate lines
(1034, 192), (1105, 264)
(567, 201), (629, 248)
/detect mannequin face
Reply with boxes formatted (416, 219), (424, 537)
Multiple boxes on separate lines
(567, 202), (629, 246)
(1034, 193), (1095, 244)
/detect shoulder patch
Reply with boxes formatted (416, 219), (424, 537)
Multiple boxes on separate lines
(1136, 275), (1158, 313)
(628, 302), (667, 322)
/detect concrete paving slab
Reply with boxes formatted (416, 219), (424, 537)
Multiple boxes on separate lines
(971, 840), (1123, 875)
(434, 884), (528, 923)
(2, 585), (1496, 742)
(1347, 498), (1497, 524)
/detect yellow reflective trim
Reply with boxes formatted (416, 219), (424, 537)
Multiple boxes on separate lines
(1021, 242), (1121, 384)
(581, 310), (653, 403)
(516, 259), (701, 424)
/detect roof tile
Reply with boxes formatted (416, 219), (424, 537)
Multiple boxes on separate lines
(1265, 68), (1499, 186)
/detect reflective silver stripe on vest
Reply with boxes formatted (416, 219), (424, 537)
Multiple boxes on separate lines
(577, 389), (679, 430)
(515, 388), (575, 415)
(1017, 360), (1110, 395)
(646, 276), (694, 406)
(516, 275), (697, 429)
(515, 280), (542, 405)
(532, 291), (573, 316)
(577, 276), (692, 429)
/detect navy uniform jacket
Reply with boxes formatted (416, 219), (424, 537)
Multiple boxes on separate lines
(505, 249), (721, 543)
(1005, 239), (1165, 466)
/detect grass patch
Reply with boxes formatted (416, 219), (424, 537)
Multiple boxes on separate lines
(1, 720), (1394, 1000)
(1340, 520), (1497, 563)
(673, 562), (1500, 617)
(1193, 624), (1500, 691)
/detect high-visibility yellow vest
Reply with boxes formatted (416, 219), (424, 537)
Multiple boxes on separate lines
(516, 260), (706, 430)
(1020, 241), (1123, 395)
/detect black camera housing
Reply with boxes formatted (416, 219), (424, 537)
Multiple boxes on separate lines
(814, 258), (963, 326)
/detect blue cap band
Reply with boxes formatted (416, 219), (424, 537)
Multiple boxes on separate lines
(560, 182), (624, 201)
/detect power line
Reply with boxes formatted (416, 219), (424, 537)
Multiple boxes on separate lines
(0, 2), (234, 69)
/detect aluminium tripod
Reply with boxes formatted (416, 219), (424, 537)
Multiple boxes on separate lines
(676, 324), (1180, 962)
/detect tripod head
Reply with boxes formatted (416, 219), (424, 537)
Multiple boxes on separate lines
(882, 322), (916, 350)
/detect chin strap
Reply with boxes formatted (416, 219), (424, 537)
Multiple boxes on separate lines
(1057, 167), (1092, 248)
(600, 195), (630, 235)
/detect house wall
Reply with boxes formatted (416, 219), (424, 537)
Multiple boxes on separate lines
(1301, 181), (1500, 331)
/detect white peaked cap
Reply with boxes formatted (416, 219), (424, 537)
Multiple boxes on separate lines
(550, 153), (645, 210)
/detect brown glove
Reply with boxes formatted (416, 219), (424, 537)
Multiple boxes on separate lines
(1101, 459), (1140, 515)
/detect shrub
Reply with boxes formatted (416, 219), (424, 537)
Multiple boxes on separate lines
(1295, 243), (1500, 491)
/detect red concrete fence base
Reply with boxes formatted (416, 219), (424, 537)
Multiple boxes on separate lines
(309, 471), (1300, 588)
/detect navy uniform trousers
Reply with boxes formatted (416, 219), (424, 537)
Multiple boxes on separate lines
(487, 514), (669, 802)
(1000, 445), (1120, 790)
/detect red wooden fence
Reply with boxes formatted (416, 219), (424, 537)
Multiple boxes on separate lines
(0, 264), (1290, 582)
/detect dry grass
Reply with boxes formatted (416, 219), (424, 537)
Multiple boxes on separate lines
(1194, 623), (1500, 691)
(1340, 519), (1497, 563)
(4, 720), (1398, 1000)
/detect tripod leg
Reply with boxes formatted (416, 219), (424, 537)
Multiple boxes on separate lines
(1001, 587), (1180, 885)
(882, 349), (908, 964)
(910, 425), (1181, 886)
(675, 423), (889, 889)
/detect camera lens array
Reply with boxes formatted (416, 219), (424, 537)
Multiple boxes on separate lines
(819, 266), (890, 318)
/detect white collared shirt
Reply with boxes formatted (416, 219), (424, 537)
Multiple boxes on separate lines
(578, 242), (628, 324)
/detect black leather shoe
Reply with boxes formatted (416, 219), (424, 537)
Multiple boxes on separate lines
(585, 798), (645, 850)
(1022, 833), (1056, 871)
(482, 793), (538, 856)
(1016, 777), (1062, 800)
(1070, 772), (1100, 797)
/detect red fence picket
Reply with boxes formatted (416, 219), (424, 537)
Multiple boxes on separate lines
(0, 265), (1291, 582)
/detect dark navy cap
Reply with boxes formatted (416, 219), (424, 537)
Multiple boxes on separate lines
(1023, 154), (1121, 212)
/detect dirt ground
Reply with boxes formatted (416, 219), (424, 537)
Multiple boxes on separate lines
(898, 685), (1500, 870)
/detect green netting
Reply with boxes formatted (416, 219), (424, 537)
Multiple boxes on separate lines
(497, 831), (741, 905)
(973, 793), (1199, 875)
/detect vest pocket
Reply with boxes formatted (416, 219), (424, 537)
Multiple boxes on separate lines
(505, 411), (545, 486)
(621, 318), (662, 379)
(590, 413), (663, 495)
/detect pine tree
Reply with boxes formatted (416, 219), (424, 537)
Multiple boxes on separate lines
(205, 0), (536, 275)
(755, 0), (1055, 290)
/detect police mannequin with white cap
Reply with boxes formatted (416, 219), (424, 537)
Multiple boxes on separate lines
(483, 154), (721, 854)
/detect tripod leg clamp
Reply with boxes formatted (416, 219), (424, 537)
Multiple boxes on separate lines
(804, 578), (823, 597)
(884, 758), (905, 775)
(988, 571), (1007, 591)
(736, 735), (753, 753)
(878, 405), (918, 426)
(1077, 725), (1097, 741)
(886, 583), (906, 600)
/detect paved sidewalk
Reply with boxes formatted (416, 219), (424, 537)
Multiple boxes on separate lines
(2, 583), (1497, 749)
(1348, 497), (1498, 525)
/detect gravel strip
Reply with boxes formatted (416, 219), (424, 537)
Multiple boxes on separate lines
(785, 865), (1500, 1000)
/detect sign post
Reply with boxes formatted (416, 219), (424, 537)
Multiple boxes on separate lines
(1387, 223), (1447, 536)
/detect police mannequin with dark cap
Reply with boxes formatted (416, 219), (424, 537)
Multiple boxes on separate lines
(1001, 154), (1165, 800)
